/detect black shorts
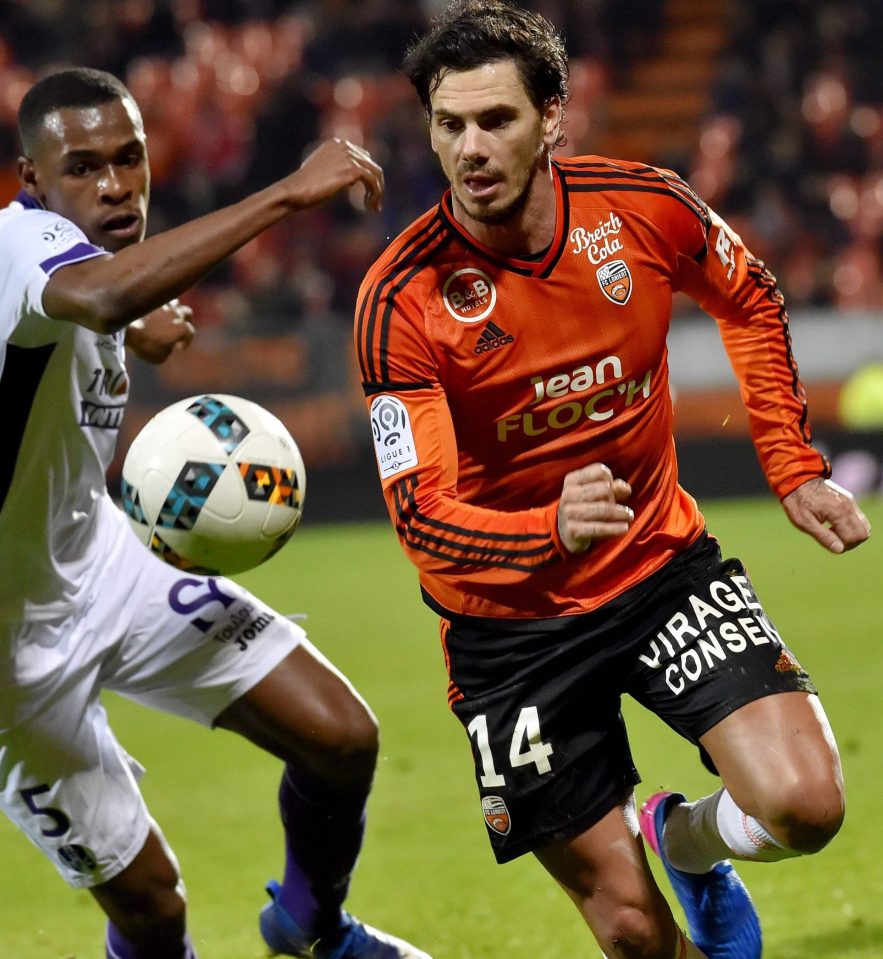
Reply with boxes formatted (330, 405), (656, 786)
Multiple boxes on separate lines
(441, 532), (816, 863)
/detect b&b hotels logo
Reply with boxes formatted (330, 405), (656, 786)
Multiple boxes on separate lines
(442, 267), (496, 323)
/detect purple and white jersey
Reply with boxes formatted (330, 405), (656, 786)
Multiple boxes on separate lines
(0, 194), (123, 623)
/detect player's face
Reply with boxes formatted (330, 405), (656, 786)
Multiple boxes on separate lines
(19, 98), (150, 253)
(428, 59), (561, 226)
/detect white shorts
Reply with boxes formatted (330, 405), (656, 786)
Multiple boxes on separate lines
(0, 503), (303, 888)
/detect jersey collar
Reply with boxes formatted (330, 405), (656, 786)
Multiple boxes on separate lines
(438, 162), (570, 278)
(13, 189), (45, 210)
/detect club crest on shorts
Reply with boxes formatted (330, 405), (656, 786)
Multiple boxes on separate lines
(596, 258), (632, 305)
(481, 794), (511, 836)
(58, 844), (99, 874)
(774, 649), (802, 674)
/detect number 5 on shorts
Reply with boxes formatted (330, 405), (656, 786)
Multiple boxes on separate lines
(467, 706), (554, 787)
(20, 784), (72, 838)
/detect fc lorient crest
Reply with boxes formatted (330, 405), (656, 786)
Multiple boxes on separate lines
(481, 794), (511, 836)
(596, 258), (632, 305)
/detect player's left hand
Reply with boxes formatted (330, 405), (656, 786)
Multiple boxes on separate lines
(782, 476), (870, 553)
(287, 137), (385, 212)
(125, 299), (195, 364)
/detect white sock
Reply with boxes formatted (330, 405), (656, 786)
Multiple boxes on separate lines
(663, 788), (730, 873)
(715, 788), (799, 862)
(663, 788), (799, 873)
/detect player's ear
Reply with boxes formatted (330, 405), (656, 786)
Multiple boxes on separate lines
(541, 96), (562, 149)
(18, 156), (42, 201)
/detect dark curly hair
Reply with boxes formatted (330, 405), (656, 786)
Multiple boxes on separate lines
(403, 0), (569, 144)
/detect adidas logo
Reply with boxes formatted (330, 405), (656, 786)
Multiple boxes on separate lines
(473, 321), (514, 355)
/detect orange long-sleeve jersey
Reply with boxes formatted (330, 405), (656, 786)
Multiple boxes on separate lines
(355, 156), (829, 620)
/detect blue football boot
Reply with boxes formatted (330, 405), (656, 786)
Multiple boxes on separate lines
(640, 791), (762, 959)
(259, 880), (432, 959)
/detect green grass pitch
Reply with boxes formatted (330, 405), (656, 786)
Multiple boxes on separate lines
(2, 497), (881, 958)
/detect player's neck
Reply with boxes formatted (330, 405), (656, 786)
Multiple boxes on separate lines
(451, 160), (557, 259)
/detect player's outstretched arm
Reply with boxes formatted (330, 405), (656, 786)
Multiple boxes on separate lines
(557, 463), (634, 554)
(124, 300), (195, 364)
(781, 476), (871, 553)
(42, 138), (384, 332)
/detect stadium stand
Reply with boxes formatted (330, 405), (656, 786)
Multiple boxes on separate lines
(0, 0), (880, 509)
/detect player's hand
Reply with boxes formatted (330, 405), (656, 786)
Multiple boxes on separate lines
(782, 476), (870, 553)
(125, 300), (195, 364)
(557, 463), (633, 554)
(288, 138), (384, 212)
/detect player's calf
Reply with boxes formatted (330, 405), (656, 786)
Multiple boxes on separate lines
(106, 921), (197, 959)
(92, 829), (194, 959)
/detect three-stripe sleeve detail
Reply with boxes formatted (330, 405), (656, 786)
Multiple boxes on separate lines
(392, 474), (560, 572)
(744, 254), (823, 457)
(558, 159), (708, 225)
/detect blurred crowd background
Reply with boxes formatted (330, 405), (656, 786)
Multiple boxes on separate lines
(1, 0), (881, 510)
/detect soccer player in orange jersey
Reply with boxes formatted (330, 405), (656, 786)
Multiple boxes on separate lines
(355, 3), (871, 958)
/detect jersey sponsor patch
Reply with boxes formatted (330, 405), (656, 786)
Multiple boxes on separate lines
(370, 394), (418, 479)
(596, 258), (632, 305)
(442, 267), (496, 323)
(481, 795), (512, 836)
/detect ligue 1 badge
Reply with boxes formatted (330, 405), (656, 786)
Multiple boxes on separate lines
(596, 258), (632, 305)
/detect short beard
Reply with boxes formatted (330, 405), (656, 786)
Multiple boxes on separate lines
(450, 148), (545, 226)
(457, 180), (532, 224)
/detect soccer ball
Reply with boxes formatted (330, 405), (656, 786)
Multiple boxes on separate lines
(121, 393), (306, 575)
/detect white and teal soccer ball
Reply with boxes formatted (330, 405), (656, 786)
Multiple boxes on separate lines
(121, 393), (306, 575)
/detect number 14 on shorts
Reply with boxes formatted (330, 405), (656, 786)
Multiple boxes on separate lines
(467, 707), (554, 787)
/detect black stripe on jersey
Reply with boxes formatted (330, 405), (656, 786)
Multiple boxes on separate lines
(565, 182), (708, 224)
(376, 232), (451, 383)
(0, 343), (56, 513)
(744, 255), (826, 464)
(393, 476), (559, 572)
(356, 213), (442, 382)
(362, 380), (433, 396)
(357, 213), (448, 385)
(538, 165), (571, 279)
(396, 475), (554, 544)
(656, 169), (709, 222)
(560, 160), (707, 213)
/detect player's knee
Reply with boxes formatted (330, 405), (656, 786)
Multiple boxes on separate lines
(597, 901), (676, 959)
(312, 695), (379, 784)
(763, 776), (845, 853)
